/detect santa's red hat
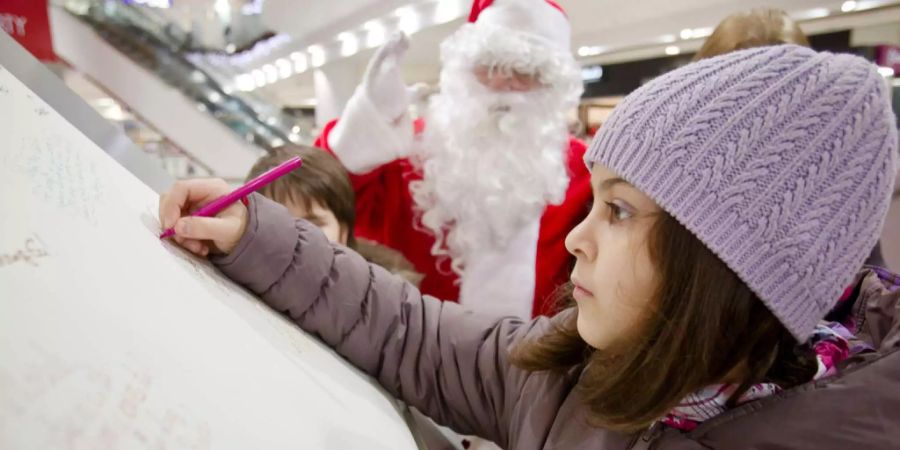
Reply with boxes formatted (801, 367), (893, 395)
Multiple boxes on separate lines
(467, 0), (571, 52)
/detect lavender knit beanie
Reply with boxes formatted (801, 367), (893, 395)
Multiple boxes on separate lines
(585, 45), (898, 341)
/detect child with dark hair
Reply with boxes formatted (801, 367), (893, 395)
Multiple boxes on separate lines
(248, 146), (423, 286)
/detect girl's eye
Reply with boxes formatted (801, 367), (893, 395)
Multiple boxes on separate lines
(605, 201), (634, 223)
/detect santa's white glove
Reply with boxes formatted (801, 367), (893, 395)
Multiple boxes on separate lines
(329, 33), (417, 174)
(364, 32), (412, 121)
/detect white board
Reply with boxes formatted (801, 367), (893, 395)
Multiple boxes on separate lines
(0, 64), (419, 450)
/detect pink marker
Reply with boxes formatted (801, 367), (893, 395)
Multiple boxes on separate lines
(159, 156), (302, 239)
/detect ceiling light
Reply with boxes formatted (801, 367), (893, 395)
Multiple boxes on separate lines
(291, 52), (308, 73)
(364, 20), (386, 48)
(795, 7), (830, 20)
(691, 27), (713, 38)
(434, 0), (463, 24)
(339, 32), (359, 57)
(275, 58), (292, 79)
(263, 64), (278, 83)
(396, 7), (420, 35)
(581, 65), (603, 82)
(252, 69), (266, 87)
(308, 45), (325, 67)
(577, 46), (605, 57)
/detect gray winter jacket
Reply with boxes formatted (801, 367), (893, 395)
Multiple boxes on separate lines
(212, 195), (900, 449)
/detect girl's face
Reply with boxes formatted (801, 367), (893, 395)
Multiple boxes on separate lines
(565, 164), (663, 350)
(283, 198), (348, 245)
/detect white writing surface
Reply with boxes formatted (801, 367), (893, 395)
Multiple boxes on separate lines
(0, 64), (417, 450)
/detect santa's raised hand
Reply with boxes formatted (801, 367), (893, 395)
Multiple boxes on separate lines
(328, 32), (419, 173)
(364, 32), (412, 121)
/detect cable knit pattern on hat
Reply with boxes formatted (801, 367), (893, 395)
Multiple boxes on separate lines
(585, 45), (898, 340)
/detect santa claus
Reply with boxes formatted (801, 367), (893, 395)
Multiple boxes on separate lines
(314, 0), (590, 319)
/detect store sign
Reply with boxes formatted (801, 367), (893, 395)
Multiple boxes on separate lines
(0, 0), (55, 61)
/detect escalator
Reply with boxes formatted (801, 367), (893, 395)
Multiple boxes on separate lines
(49, 0), (297, 180)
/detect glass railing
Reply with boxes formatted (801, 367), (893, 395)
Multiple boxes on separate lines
(58, 0), (305, 151)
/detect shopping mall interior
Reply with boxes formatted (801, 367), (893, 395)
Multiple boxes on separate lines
(2, 1), (900, 448)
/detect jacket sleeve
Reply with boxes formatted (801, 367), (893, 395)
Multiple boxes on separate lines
(211, 194), (566, 447)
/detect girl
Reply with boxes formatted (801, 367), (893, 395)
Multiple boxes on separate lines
(160, 46), (899, 448)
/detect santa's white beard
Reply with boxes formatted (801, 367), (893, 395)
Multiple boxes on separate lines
(410, 63), (578, 276)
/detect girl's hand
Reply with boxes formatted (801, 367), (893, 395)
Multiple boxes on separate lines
(158, 179), (249, 256)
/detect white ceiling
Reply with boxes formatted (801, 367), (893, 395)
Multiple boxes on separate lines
(246, 0), (900, 106)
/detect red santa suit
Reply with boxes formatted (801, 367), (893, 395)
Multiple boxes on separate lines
(316, 0), (589, 319)
(316, 124), (589, 317)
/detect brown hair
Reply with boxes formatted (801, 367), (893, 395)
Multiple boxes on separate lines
(248, 146), (424, 286)
(511, 212), (818, 433)
(248, 145), (358, 246)
(693, 9), (810, 61)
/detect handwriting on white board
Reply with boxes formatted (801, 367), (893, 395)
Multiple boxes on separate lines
(0, 343), (212, 449)
(5, 137), (105, 225)
(0, 234), (49, 268)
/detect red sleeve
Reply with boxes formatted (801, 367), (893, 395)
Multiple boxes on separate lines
(532, 137), (592, 317)
(314, 117), (460, 302)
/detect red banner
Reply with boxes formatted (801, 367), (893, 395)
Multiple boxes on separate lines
(0, 0), (56, 61)
(876, 45), (900, 73)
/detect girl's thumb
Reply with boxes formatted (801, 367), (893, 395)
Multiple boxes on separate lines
(175, 216), (237, 242)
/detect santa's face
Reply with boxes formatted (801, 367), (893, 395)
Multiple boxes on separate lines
(472, 65), (542, 92)
(408, 23), (583, 275)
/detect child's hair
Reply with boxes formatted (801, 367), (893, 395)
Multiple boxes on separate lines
(247, 146), (358, 247)
(693, 9), (809, 61)
(247, 146), (424, 286)
(355, 238), (425, 287)
(511, 212), (818, 433)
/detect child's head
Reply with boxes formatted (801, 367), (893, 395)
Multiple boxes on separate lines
(515, 45), (897, 431)
(248, 146), (426, 286)
(247, 146), (356, 246)
(693, 8), (809, 61)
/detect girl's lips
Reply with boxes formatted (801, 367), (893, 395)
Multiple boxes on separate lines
(572, 280), (594, 300)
